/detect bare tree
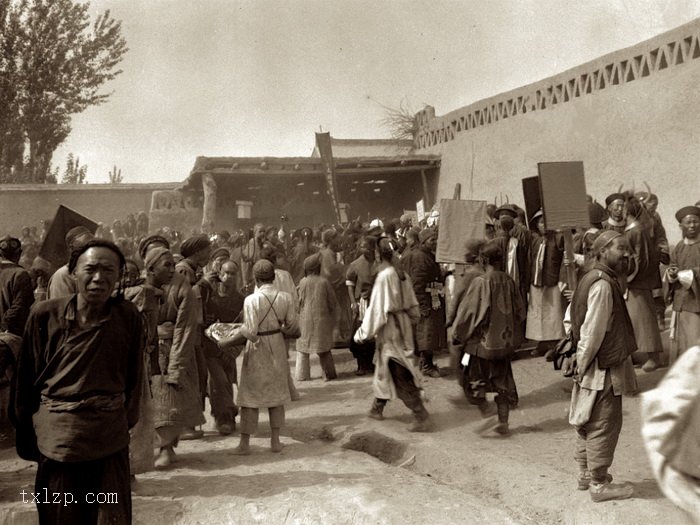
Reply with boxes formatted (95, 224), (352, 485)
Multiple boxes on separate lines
(379, 100), (419, 141)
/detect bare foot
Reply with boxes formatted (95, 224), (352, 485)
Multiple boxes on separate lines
(231, 445), (252, 455)
(270, 441), (283, 453)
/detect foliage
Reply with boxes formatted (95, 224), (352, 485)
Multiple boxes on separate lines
(60, 152), (87, 184)
(108, 164), (122, 183)
(0, 0), (127, 183)
(379, 100), (419, 141)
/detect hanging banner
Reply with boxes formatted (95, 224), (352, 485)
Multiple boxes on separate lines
(436, 199), (487, 264)
(315, 132), (342, 224)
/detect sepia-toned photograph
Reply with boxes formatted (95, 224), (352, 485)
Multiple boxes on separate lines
(1, 1), (699, 523)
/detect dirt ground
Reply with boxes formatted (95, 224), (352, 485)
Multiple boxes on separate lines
(0, 338), (692, 525)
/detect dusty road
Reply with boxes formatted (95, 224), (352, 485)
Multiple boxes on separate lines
(0, 344), (691, 524)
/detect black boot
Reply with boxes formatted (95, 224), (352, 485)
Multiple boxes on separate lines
(495, 401), (510, 435)
(420, 352), (441, 378)
(368, 399), (385, 420)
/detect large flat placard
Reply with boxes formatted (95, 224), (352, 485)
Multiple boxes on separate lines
(436, 199), (486, 264)
(537, 162), (589, 230)
(39, 205), (98, 269)
(521, 175), (542, 228)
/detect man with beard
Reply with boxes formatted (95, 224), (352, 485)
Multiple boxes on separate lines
(666, 205), (700, 363)
(346, 236), (379, 375)
(569, 230), (638, 502)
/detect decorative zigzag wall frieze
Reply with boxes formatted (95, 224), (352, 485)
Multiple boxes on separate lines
(414, 23), (700, 149)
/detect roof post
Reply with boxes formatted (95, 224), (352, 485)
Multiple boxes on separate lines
(201, 172), (217, 233)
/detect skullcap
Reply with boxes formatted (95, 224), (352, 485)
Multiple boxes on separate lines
(675, 205), (700, 223)
(321, 229), (338, 244)
(139, 235), (170, 259)
(605, 193), (626, 207)
(144, 246), (171, 270)
(303, 253), (322, 273)
(591, 230), (622, 255)
(210, 247), (230, 261)
(419, 227), (438, 244)
(464, 239), (485, 263)
(180, 234), (211, 258)
(253, 259), (275, 281)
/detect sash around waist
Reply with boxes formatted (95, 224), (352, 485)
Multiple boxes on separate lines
(258, 328), (281, 336)
(40, 393), (125, 412)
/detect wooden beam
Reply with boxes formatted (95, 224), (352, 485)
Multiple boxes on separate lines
(201, 173), (217, 233)
(452, 183), (461, 200)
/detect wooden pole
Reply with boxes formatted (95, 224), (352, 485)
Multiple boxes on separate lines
(562, 229), (578, 292)
(201, 173), (217, 234)
(421, 169), (431, 209)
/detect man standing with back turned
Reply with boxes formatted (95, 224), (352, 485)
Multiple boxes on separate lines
(569, 230), (638, 502)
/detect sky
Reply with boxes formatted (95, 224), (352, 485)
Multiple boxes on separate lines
(53, 0), (700, 184)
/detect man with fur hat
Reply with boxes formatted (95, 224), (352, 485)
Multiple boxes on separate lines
(666, 205), (700, 363)
(569, 230), (638, 502)
(403, 227), (445, 377)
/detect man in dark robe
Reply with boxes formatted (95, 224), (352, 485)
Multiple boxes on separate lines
(603, 193), (627, 234)
(13, 239), (143, 524)
(0, 236), (34, 385)
(176, 234), (213, 440)
(205, 260), (244, 434)
(403, 228), (445, 377)
(346, 236), (378, 375)
(624, 198), (664, 372)
(666, 205), (700, 363)
(452, 241), (523, 435)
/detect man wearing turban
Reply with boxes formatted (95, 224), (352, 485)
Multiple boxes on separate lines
(568, 230), (638, 502)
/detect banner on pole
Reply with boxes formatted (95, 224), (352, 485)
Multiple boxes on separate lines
(436, 199), (487, 264)
(39, 205), (98, 269)
(315, 132), (342, 224)
(537, 162), (590, 230)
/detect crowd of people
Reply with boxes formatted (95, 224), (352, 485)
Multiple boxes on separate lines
(0, 187), (698, 523)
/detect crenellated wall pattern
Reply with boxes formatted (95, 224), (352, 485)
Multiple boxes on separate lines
(415, 22), (700, 148)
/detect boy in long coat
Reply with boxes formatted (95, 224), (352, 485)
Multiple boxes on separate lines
(296, 253), (338, 380)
